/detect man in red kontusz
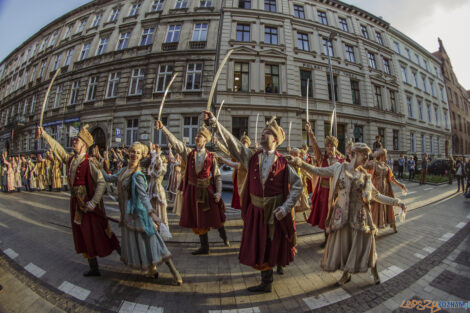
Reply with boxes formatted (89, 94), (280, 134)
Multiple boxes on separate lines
(37, 125), (120, 276)
(204, 111), (301, 293)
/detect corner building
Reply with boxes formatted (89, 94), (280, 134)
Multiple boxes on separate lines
(0, 0), (452, 158)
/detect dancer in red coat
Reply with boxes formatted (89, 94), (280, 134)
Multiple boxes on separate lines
(38, 125), (120, 276)
(205, 112), (301, 293)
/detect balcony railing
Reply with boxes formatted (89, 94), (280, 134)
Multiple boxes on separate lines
(189, 41), (207, 49)
(162, 42), (178, 51)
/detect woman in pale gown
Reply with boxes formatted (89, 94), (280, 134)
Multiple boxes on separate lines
(14, 157), (22, 191)
(28, 156), (38, 191)
(287, 143), (407, 285)
(101, 142), (182, 285)
(167, 148), (184, 216)
(148, 143), (169, 231)
(2, 154), (15, 192)
(366, 148), (407, 232)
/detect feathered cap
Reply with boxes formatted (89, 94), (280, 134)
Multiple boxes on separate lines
(351, 142), (372, 155)
(77, 124), (94, 148)
(325, 136), (338, 148)
(263, 116), (285, 146)
(197, 124), (212, 142)
(240, 132), (251, 146)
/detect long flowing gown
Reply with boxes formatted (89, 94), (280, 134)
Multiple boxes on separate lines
(148, 152), (169, 228)
(368, 161), (396, 228)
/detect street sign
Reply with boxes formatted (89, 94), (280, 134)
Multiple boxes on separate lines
(69, 125), (79, 137)
(115, 128), (121, 143)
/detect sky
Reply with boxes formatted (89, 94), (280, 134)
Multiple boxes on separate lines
(0, 0), (469, 89)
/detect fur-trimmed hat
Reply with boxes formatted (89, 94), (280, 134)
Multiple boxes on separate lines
(240, 132), (251, 146)
(77, 124), (94, 148)
(325, 136), (338, 147)
(263, 116), (285, 146)
(197, 124), (212, 142)
(351, 142), (371, 155)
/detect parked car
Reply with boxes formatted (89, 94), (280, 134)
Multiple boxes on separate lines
(428, 159), (448, 176)
(220, 164), (234, 191)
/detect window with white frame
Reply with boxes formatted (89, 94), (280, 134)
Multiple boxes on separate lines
(421, 134), (425, 153)
(323, 38), (334, 56)
(96, 37), (109, 55)
(192, 23), (208, 41)
(185, 63), (203, 91)
(297, 32), (309, 51)
(367, 52), (376, 69)
(155, 64), (174, 92)
(430, 80), (436, 97)
(410, 133), (416, 153)
(234, 62), (249, 92)
(40, 36), (49, 51)
(65, 48), (74, 66)
(109, 8), (120, 22)
(444, 110), (449, 128)
(63, 25), (72, 39)
(434, 106), (440, 126)
(376, 32), (383, 45)
(427, 104), (432, 123)
(129, 4), (141, 16)
(437, 136), (440, 154)
(424, 59), (429, 71)
(106, 72), (120, 98)
(49, 31), (58, 47)
(126, 119), (139, 146)
(239, 0), (251, 8)
(415, 53), (421, 66)
(79, 42), (90, 60)
(86, 76), (98, 101)
(30, 94), (37, 115)
(166, 25), (181, 43)
(151, 0), (164, 11)
(140, 28), (155, 46)
(360, 25), (369, 39)
(405, 48), (411, 60)
(418, 100), (424, 121)
(265, 64), (279, 93)
(116, 32), (130, 50)
(345, 45), (355, 62)
(236, 24), (250, 41)
(69, 80), (80, 105)
(183, 116), (198, 145)
(412, 71), (419, 88)
(92, 14), (102, 27)
(264, 0), (276, 12)
(39, 60), (47, 77)
(393, 41), (400, 54)
(53, 84), (63, 108)
(317, 10), (328, 25)
(390, 90), (397, 112)
(129, 69), (144, 95)
(422, 76), (428, 93)
(153, 116), (168, 145)
(76, 19), (87, 33)
(294, 5), (305, 19)
(200, 0), (212, 7)
(264, 26), (278, 45)
(338, 17), (348, 31)
(175, 0), (188, 9)
(53, 53), (62, 70)
(22, 98), (29, 116)
(401, 66), (409, 83)
(383, 58), (391, 75)
(440, 86), (446, 101)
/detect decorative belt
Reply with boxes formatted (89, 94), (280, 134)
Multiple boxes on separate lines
(188, 177), (211, 211)
(250, 193), (284, 240)
(320, 179), (330, 189)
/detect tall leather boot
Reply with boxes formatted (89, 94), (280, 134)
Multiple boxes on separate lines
(371, 265), (380, 285)
(165, 259), (183, 286)
(191, 233), (209, 255)
(247, 269), (273, 293)
(320, 231), (328, 248)
(218, 226), (230, 247)
(83, 258), (101, 277)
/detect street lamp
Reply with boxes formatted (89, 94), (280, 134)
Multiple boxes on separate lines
(327, 31), (338, 137)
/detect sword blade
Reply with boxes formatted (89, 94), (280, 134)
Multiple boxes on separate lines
(39, 68), (61, 128)
(158, 72), (178, 121)
(216, 100), (225, 120)
(207, 49), (234, 111)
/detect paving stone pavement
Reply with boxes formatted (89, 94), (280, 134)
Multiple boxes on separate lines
(0, 181), (469, 313)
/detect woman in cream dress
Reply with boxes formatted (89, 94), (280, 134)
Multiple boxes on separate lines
(287, 143), (407, 285)
(102, 142), (182, 285)
(148, 143), (169, 231)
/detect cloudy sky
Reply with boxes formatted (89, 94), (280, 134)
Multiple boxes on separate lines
(0, 0), (469, 88)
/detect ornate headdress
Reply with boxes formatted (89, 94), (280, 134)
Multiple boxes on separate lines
(197, 124), (212, 142)
(263, 116), (285, 146)
(325, 136), (338, 148)
(240, 132), (251, 146)
(77, 124), (94, 148)
(351, 142), (372, 155)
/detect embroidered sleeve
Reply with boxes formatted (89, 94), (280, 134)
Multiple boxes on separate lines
(371, 185), (400, 206)
(42, 131), (72, 164)
(279, 164), (302, 214)
(89, 160), (106, 208)
(102, 168), (123, 183)
(161, 126), (191, 162)
(135, 174), (154, 213)
(300, 161), (337, 178)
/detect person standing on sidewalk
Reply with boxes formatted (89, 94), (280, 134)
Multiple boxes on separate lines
(205, 111), (301, 293)
(37, 125), (120, 276)
(397, 154), (405, 179)
(455, 158), (465, 193)
(447, 156), (456, 184)
(408, 157), (416, 181)
(464, 157), (470, 194)
(419, 154), (429, 185)
(155, 120), (229, 255)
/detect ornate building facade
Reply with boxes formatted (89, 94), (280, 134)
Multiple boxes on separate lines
(0, 0), (453, 158)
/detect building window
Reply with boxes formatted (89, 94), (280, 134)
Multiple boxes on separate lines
(376, 32), (383, 45)
(265, 64), (279, 93)
(129, 3), (141, 16)
(327, 74), (338, 101)
(394, 41), (400, 54)
(39, 60), (47, 77)
(350, 79), (360, 105)
(297, 33), (309, 51)
(353, 125), (363, 142)
(109, 8), (120, 22)
(345, 45), (355, 63)
(69, 80), (80, 105)
(200, 0), (212, 7)
(96, 37), (109, 55)
(393, 130), (399, 150)
(183, 116), (198, 145)
(373, 85), (383, 109)
(30, 94), (37, 115)
(22, 98), (29, 116)
(126, 119), (139, 146)
(151, 0), (164, 12)
(79, 42), (90, 60)
(444, 111), (449, 128)
(415, 53), (421, 66)
(300, 70), (312, 97)
(264, 0), (276, 12)
(117, 32), (130, 50)
(367, 52), (376, 69)
(236, 24), (250, 42)
(232, 117), (249, 139)
(192, 23), (208, 42)
(86, 76), (98, 101)
(63, 25), (72, 39)
(49, 31), (58, 47)
(401, 66), (409, 83)
(53, 84), (63, 108)
(264, 26), (278, 45)
(239, 0), (251, 9)
(418, 100), (424, 121)
(430, 81), (436, 97)
(338, 17), (348, 32)
(410, 133), (416, 153)
(155, 64), (174, 92)
(294, 5), (305, 19)
(77, 19), (87, 33)
(424, 59), (429, 71)
(322, 38), (334, 56)
(53, 53), (62, 70)
(434, 107), (439, 126)
(437, 136), (440, 154)
(421, 134), (425, 154)
(65, 48), (74, 66)
(422, 76), (428, 93)
(174, 0), (188, 9)
(140, 28), (155, 46)
(185, 63), (203, 91)
(92, 14), (102, 27)
(440, 86), (446, 101)
(166, 25), (181, 43)
(360, 25), (369, 39)
(234, 63), (249, 92)
(427, 104), (432, 123)
(106, 72), (120, 98)
(317, 11), (328, 25)
(129, 69), (144, 95)
(378, 127), (385, 147)
(390, 90), (396, 112)
(153, 116), (168, 146)
(412, 72), (419, 88)
(383, 58), (391, 75)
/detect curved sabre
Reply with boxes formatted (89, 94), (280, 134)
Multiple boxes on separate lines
(158, 73), (178, 121)
(206, 49), (234, 111)
(39, 68), (61, 128)
(216, 100), (225, 120)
